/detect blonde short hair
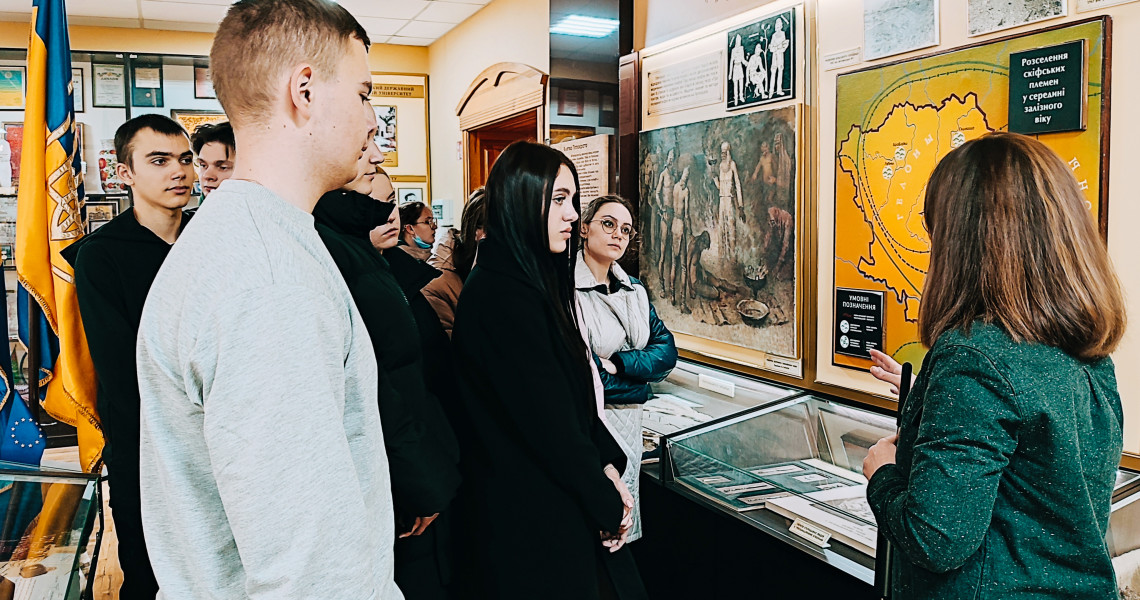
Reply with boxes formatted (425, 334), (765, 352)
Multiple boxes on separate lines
(210, 0), (370, 128)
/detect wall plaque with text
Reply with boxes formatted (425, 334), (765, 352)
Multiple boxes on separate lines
(1008, 40), (1087, 134)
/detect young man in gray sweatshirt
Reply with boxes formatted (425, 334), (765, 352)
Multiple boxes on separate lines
(134, 1), (402, 598)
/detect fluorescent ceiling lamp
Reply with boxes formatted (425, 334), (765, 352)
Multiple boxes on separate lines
(551, 15), (619, 38)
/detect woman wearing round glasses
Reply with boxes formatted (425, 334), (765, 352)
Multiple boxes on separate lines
(398, 201), (438, 261)
(576, 195), (678, 544)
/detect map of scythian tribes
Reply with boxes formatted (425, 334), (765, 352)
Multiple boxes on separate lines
(833, 19), (1107, 370)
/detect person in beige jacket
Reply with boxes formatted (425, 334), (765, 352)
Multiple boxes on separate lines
(423, 188), (486, 337)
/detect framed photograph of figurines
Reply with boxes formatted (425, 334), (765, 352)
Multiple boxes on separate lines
(726, 8), (796, 110)
(0, 67), (26, 110)
(85, 200), (118, 227)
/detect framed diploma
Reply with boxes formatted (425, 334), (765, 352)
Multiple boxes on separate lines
(93, 64), (126, 108)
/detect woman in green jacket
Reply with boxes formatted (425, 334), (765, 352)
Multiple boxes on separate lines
(863, 132), (1127, 599)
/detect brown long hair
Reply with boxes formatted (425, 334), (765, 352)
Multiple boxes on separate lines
(920, 131), (1125, 361)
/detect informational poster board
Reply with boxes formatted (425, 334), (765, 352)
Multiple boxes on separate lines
(831, 18), (1108, 372)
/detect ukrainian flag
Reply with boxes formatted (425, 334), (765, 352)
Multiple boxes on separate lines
(15, 0), (101, 473)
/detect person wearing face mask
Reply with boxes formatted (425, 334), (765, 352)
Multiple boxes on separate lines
(398, 201), (437, 261)
(451, 141), (646, 599)
(575, 195), (677, 547)
(313, 137), (460, 600)
(422, 188), (486, 338)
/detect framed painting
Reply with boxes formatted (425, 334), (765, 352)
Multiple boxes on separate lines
(0, 67), (25, 110)
(170, 110), (227, 135)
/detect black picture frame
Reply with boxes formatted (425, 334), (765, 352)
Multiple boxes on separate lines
(72, 68), (84, 113)
(131, 63), (164, 108)
(193, 64), (215, 99)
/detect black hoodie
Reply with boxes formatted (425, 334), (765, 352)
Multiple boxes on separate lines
(61, 206), (190, 599)
(61, 207), (191, 469)
(312, 191), (461, 519)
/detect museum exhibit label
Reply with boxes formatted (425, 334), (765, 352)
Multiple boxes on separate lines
(1008, 40), (1088, 134)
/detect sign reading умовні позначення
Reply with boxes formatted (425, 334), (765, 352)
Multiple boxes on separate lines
(1008, 39), (1088, 135)
(834, 288), (884, 360)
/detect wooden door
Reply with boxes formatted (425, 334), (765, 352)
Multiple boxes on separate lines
(466, 109), (539, 193)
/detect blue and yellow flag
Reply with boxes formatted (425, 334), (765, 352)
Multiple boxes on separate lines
(0, 280), (46, 466)
(15, 0), (101, 473)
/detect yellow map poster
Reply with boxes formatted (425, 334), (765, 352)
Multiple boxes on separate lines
(833, 18), (1108, 371)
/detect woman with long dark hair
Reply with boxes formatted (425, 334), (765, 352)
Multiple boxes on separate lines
(863, 132), (1127, 599)
(451, 141), (644, 599)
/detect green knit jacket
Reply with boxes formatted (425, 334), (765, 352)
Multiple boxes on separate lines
(867, 322), (1122, 599)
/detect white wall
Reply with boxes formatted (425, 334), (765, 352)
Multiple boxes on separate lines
(427, 0), (550, 224)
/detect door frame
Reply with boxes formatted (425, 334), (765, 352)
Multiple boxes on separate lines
(456, 62), (548, 198)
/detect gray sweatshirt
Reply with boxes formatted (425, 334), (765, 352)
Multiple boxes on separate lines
(136, 180), (402, 600)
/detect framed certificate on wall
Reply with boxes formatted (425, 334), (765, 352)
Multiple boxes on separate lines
(93, 64), (126, 108)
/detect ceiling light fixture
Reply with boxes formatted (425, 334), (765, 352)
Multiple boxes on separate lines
(550, 15), (619, 38)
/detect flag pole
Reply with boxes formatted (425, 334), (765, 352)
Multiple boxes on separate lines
(27, 298), (40, 422)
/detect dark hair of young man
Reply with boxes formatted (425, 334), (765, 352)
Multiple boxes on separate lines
(920, 131), (1125, 360)
(114, 114), (189, 169)
(191, 121), (235, 157)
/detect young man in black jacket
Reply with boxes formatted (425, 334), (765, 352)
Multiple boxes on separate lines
(61, 114), (194, 600)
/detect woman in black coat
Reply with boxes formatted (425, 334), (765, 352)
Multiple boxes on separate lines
(313, 182), (461, 600)
(451, 141), (645, 599)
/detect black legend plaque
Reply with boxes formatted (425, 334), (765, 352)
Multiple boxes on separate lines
(835, 288), (884, 359)
(1008, 39), (1087, 135)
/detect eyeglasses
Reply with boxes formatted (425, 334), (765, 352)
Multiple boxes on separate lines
(590, 217), (636, 239)
(413, 217), (437, 226)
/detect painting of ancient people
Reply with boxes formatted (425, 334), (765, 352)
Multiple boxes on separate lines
(639, 106), (798, 358)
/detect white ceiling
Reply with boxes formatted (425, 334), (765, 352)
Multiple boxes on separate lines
(0, 0), (494, 46)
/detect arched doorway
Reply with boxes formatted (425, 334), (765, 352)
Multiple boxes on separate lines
(456, 62), (548, 196)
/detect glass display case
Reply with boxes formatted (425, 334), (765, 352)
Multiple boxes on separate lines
(1109, 469), (1140, 596)
(0, 460), (97, 598)
(660, 393), (896, 583)
(641, 359), (802, 459)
